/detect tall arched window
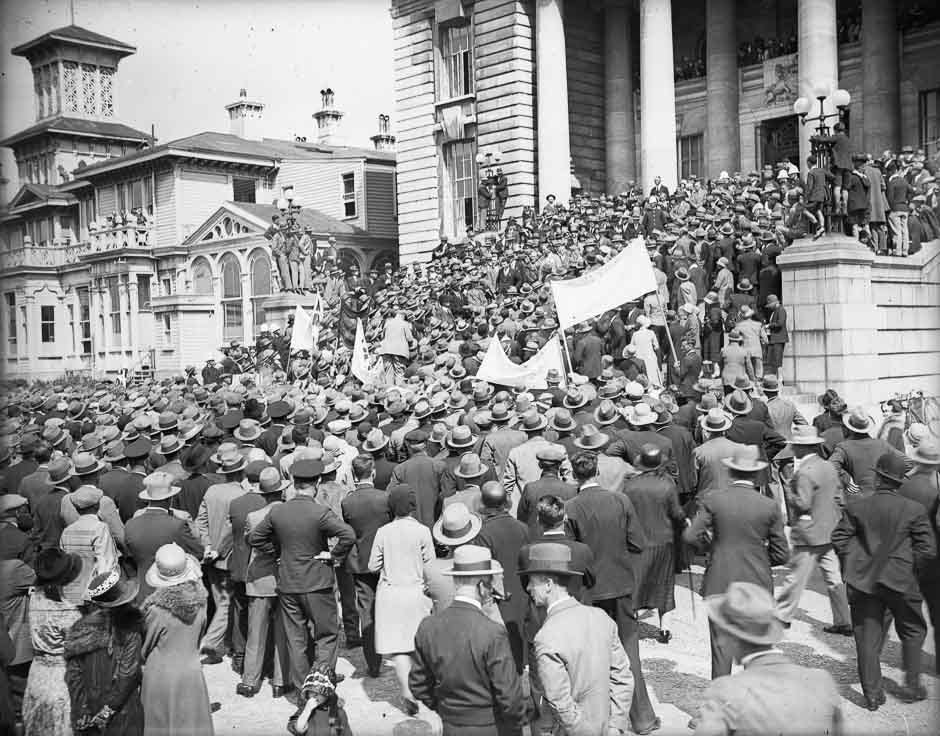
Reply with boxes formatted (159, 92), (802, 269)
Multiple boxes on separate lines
(191, 257), (213, 295)
(337, 248), (362, 276)
(249, 251), (272, 332)
(220, 253), (242, 341)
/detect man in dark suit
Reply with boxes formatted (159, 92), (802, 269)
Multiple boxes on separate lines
(2, 436), (38, 496)
(763, 294), (788, 376)
(102, 437), (150, 523)
(829, 407), (910, 496)
(515, 444), (576, 536)
(472, 482), (529, 674)
(573, 325), (605, 380)
(248, 459), (355, 696)
(832, 452), (936, 709)
(29, 457), (72, 551)
(388, 429), (446, 527)
(340, 454), (390, 678)
(0, 495), (34, 564)
(897, 440), (940, 673)
(724, 390), (786, 488)
(125, 471), (204, 603)
(258, 400), (293, 457)
(684, 445), (789, 680)
(410, 545), (526, 736)
(565, 451), (659, 735)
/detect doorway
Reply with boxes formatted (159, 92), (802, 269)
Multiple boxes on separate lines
(757, 115), (800, 168)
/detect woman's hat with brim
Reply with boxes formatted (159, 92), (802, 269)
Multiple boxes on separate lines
(706, 582), (784, 645)
(432, 502), (482, 546)
(146, 543), (203, 589)
(520, 542), (584, 578)
(35, 548), (82, 586)
(87, 568), (139, 608)
(442, 544), (501, 577)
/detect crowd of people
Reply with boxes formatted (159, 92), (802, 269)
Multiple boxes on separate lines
(0, 158), (938, 736)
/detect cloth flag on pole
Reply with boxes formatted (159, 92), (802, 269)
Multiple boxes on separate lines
(310, 293), (323, 347)
(550, 239), (657, 329)
(289, 304), (315, 355)
(476, 334), (568, 390)
(351, 318), (379, 384)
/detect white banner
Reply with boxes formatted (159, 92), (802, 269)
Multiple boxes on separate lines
(352, 318), (379, 384)
(550, 239), (657, 329)
(476, 335), (568, 390)
(289, 304), (315, 355)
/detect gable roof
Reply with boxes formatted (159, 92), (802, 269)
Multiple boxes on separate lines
(12, 25), (136, 57)
(236, 203), (369, 236)
(0, 183), (77, 221)
(0, 116), (151, 148)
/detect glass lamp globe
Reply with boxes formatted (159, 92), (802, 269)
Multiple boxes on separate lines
(812, 82), (830, 99)
(793, 97), (811, 115)
(276, 198), (288, 211)
(475, 153), (486, 165)
(832, 88), (851, 108)
(281, 184), (295, 199)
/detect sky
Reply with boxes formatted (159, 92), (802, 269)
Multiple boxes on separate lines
(0, 0), (396, 192)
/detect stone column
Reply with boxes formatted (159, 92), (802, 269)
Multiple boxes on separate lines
(604, 2), (636, 193)
(797, 0), (839, 168)
(862, 0), (900, 155)
(778, 236), (879, 404)
(640, 0), (678, 193)
(706, 0), (739, 177)
(536, 0), (572, 205)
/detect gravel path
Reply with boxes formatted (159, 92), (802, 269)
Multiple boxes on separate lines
(207, 564), (938, 735)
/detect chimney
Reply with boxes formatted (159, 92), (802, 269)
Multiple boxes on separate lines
(313, 88), (344, 146)
(225, 88), (265, 141)
(370, 114), (396, 152)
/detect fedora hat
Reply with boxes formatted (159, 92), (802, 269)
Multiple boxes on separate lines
(432, 502), (483, 546)
(911, 439), (940, 466)
(35, 548), (82, 586)
(347, 403), (369, 424)
(636, 444), (663, 470)
(448, 425), (477, 449)
(155, 434), (184, 455)
(87, 568), (139, 608)
(790, 425), (824, 445)
(146, 543), (202, 588)
(139, 471), (182, 501)
(80, 432), (104, 453)
(874, 451), (907, 486)
(549, 408), (575, 432)
(69, 484), (103, 510)
(593, 399), (621, 426)
(0, 494), (28, 516)
(443, 544), (501, 577)
(562, 389), (588, 410)
(520, 542), (583, 577)
(70, 452), (105, 478)
(732, 375), (753, 393)
(454, 452), (488, 479)
(706, 582), (784, 645)
(234, 419), (262, 443)
(362, 428), (389, 453)
(520, 410), (547, 433)
(545, 368), (562, 386)
(843, 407), (873, 435)
(258, 465), (290, 495)
(156, 411), (178, 432)
(177, 419), (203, 443)
(760, 375), (781, 394)
(700, 407), (732, 433)
(724, 390), (753, 416)
(214, 446), (248, 474)
(573, 424), (609, 450)
(490, 403), (512, 423)
(721, 445), (768, 473)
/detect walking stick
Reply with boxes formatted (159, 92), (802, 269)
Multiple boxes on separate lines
(688, 567), (697, 620)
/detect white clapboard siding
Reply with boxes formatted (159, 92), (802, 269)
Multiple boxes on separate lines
(176, 168), (231, 243)
(154, 169), (177, 248)
(365, 168), (398, 238)
(277, 159), (366, 229)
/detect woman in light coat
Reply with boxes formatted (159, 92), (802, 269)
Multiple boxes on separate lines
(629, 315), (662, 387)
(368, 485), (433, 715)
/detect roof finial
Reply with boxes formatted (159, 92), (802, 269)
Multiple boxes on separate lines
(69, 0), (75, 25)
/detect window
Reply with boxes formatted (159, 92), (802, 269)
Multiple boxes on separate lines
(677, 134), (704, 180)
(220, 254), (243, 340)
(921, 88), (940, 158)
(40, 305), (55, 343)
(191, 258), (212, 295)
(442, 24), (473, 98)
(445, 139), (476, 234)
(5, 293), (16, 350)
(108, 277), (122, 337)
(161, 277), (173, 296)
(249, 253), (272, 331)
(137, 274), (151, 311)
(342, 173), (357, 217)
(233, 177), (256, 203)
(77, 287), (91, 354)
(162, 313), (172, 339)
(80, 197), (95, 233)
(68, 304), (76, 352)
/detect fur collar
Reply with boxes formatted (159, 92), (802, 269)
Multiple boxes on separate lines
(143, 581), (206, 625)
(65, 611), (112, 658)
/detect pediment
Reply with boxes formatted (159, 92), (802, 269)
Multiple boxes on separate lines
(183, 204), (268, 245)
(8, 183), (52, 208)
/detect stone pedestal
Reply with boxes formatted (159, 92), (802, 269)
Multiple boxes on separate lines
(862, 0), (900, 155)
(640, 0), (678, 193)
(706, 0), (739, 178)
(604, 2), (636, 193)
(797, 0), (839, 167)
(778, 236), (879, 405)
(536, 0), (572, 204)
(260, 291), (321, 332)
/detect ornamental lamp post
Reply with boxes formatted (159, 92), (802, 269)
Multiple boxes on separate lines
(475, 148), (503, 231)
(793, 85), (852, 162)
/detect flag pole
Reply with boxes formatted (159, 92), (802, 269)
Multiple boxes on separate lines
(558, 327), (575, 380)
(654, 289), (680, 381)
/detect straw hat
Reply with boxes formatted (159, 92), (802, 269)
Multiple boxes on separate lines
(721, 445), (768, 473)
(519, 542), (583, 577)
(454, 452), (488, 480)
(432, 502), (482, 546)
(442, 545), (501, 577)
(139, 471), (181, 502)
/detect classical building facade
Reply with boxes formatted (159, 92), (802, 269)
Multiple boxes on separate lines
(391, 0), (940, 260)
(0, 25), (398, 381)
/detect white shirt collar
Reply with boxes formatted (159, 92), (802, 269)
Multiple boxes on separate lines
(453, 595), (482, 611)
(547, 595), (573, 616)
(739, 648), (783, 667)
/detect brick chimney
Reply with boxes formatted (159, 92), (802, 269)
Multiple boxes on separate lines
(313, 88), (344, 145)
(370, 114), (396, 151)
(225, 88), (265, 141)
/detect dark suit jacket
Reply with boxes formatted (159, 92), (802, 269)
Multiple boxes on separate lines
(726, 416), (786, 484)
(766, 305), (788, 344)
(257, 423), (286, 457)
(98, 468), (145, 523)
(565, 484), (646, 601)
(516, 473), (578, 536)
(411, 600), (526, 732)
(1, 460), (37, 495)
(125, 507), (204, 603)
(176, 472), (214, 520)
(606, 428), (673, 468)
(656, 424), (695, 498)
(31, 487), (68, 551)
(622, 470), (685, 545)
(683, 481), (789, 596)
(247, 494), (354, 594)
(228, 492), (266, 582)
(371, 454), (396, 491)
(388, 452), (446, 528)
(0, 523), (34, 565)
(341, 483), (391, 575)
(828, 437), (909, 496)
(473, 509), (529, 624)
(898, 471), (940, 582)
(744, 397), (775, 431)
(832, 489), (936, 597)
(573, 333), (605, 380)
